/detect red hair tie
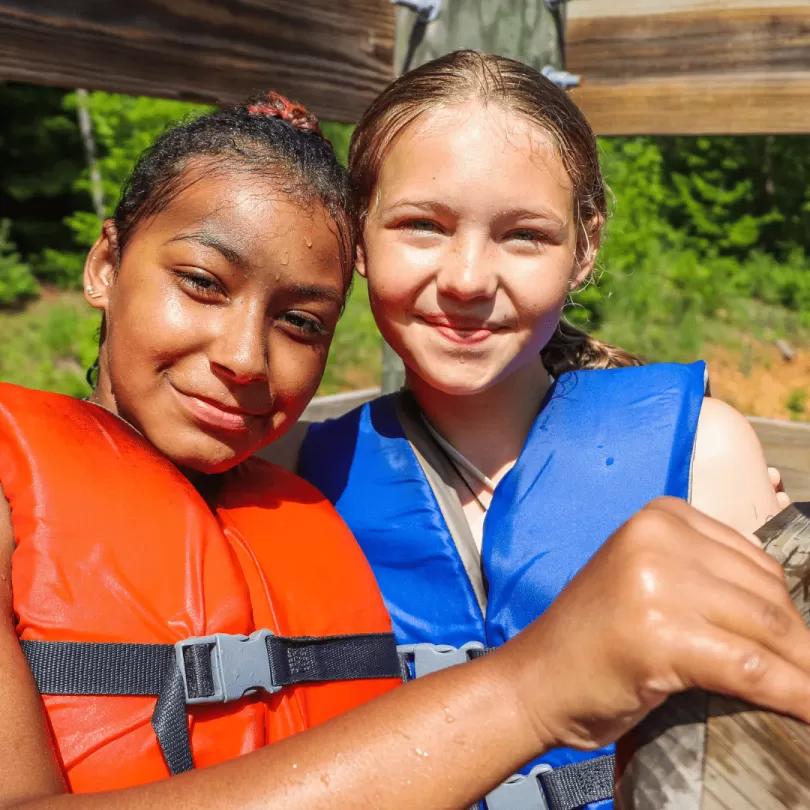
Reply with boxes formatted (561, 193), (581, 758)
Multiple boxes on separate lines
(246, 93), (326, 140)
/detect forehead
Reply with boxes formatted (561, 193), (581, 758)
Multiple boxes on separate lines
(376, 103), (573, 216)
(133, 168), (343, 279)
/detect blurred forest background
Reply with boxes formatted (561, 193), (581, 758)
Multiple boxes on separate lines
(1, 82), (809, 419)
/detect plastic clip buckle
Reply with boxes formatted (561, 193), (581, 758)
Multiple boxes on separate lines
(176, 629), (281, 705)
(397, 641), (485, 678)
(485, 763), (552, 810)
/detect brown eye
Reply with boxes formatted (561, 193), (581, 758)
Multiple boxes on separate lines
(280, 312), (328, 337)
(175, 271), (225, 299)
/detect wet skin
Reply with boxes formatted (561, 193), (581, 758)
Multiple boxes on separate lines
(357, 103), (595, 397)
(84, 165), (345, 475)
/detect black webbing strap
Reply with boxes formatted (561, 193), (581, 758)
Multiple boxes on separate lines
(22, 631), (401, 776)
(539, 754), (615, 810)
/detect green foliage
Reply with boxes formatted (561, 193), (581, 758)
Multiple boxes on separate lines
(319, 277), (381, 394)
(0, 294), (99, 397)
(786, 387), (809, 420)
(0, 220), (39, 308)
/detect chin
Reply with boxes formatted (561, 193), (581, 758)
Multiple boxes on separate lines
(152, 426), (247, 476)
(416, 361), (501, 397)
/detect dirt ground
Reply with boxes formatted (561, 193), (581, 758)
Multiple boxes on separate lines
(704, 340), (810, 422)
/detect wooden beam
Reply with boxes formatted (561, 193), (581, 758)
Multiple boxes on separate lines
(567, 0), (810, 135)
(0, 0), (395, 123)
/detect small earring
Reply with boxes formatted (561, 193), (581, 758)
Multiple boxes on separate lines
(86, 284), (102, 299)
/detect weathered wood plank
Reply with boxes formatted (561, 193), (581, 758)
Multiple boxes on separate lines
(0, 0), (395, 122)
(615, 503), (810, 809)
(750, 417), (810, 502)
(567, 0), (810, 134)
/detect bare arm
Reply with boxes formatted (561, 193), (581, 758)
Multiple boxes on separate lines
(5, 493), (810, 809)
(691, 398), (781, 534)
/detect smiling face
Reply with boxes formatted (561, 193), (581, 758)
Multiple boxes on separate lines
(85, 165), (345, 474)
(358, 103), (595, 396)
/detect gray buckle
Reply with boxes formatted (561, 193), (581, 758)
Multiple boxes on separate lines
(485, 763), (552, 810)
(175, 630), (281, 705)
(397, 641), (485, 678)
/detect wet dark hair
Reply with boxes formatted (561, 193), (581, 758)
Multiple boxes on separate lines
(111, 92), (354, 280)
(87, 92), (352, 388)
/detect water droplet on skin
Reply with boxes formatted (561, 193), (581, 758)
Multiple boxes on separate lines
(414, 747), (430, 757)
(444, 708), (455, 723)
(305, 236), (313, 248)
(459, 357), (466, 364)
(320, 773), (330, 786)
(275, 272), (281, 281)
(281, 254), (289, 265)
(292, 763), (297, 769)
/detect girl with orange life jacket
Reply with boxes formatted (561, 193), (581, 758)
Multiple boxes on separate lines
(273, 52), (792, 809)
(1, 91), (810, 810)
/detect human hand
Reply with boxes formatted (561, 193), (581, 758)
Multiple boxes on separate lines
(768, 466), (791, 511)
(501, 498), (810, 755)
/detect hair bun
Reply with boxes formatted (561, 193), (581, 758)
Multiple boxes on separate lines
(245, 92), (325, 139)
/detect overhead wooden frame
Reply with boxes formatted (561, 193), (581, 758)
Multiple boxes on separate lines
(567, 0), (810, 135)
(0, 0), (396, 123)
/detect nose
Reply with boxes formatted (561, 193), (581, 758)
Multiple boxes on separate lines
(208, 307), (269, 385)
(435, 232), (498, 302)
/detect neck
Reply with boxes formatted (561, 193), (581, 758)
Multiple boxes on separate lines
(408, 355), (551, 483)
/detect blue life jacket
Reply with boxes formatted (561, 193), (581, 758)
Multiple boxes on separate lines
(299, 362), (706, 810)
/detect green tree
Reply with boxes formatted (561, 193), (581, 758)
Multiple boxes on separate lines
(0, 219), (39, 307)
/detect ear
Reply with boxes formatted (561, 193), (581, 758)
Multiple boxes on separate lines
(355, 242), (368, 279)
(83, 220), (118, 310)
(569, 214), (604, 291)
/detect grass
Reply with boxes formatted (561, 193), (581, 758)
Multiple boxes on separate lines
(0, 292), (99, 397)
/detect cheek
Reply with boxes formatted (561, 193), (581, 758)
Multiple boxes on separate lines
(266, 338), (330, 428)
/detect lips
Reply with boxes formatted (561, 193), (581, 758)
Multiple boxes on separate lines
(171, 386), (270, 432)
(418, 314), (504, 345)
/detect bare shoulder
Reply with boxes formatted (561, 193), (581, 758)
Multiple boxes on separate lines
(255, 420), (312, 472)
(691, 398), (779, 534)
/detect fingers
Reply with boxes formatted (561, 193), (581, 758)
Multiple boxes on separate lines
(768, 467), (784, 492)
(697, 574), (810, 675)
(777, 491), (791, 510)
(672, 626), (810, 724)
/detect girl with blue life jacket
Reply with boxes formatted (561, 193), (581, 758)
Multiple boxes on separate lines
(1, 89), (807, 810)
(265, 51), (789, 808)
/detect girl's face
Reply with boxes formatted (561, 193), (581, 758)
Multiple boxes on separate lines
(359, 103), (595, 395)
(84, 167), (345, 474)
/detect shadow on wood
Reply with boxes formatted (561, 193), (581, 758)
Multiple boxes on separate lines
(616, 502), (810, 809)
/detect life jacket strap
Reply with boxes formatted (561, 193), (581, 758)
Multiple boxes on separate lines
(21, 630), (402, 776)
(485, 756), (616, 810)
(396, 643), (615, 810)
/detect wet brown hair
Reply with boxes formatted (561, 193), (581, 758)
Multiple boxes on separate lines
(349, 50), (642, 376)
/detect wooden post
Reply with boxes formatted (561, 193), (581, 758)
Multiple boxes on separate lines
(381, 0), (564, 393)
(615, 502), (810, 810)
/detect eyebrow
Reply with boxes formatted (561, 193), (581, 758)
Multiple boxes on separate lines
(385, 199), (567, 227)
(289, 283), (344, 307)
(167, 231), (251, 269)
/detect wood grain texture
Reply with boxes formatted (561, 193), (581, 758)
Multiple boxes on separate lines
(750, 418), (810, 502)
(0, 0), (395, 122)
(567, 0), (810, 134)
(615, 503), (810, 809)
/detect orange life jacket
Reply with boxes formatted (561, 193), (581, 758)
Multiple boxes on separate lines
(0, 383), (399, 792)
